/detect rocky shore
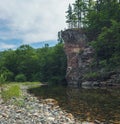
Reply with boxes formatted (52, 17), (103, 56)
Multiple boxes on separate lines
(0, 85), (82, 124)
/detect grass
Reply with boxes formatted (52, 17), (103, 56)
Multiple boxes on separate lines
(1, 85), (21, 101)
(0, 82), (41, 102)
(5, 81), (41, 85)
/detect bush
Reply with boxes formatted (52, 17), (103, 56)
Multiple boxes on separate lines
(15, 74), (27, 82)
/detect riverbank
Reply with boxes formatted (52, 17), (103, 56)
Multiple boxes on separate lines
(0, 83), (81, 124)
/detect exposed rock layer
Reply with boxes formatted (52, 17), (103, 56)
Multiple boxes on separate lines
(62, 29), (94, 86)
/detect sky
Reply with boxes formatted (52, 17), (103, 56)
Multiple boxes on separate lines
(0, 0), (75, 51)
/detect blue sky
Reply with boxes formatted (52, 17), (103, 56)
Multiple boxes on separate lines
(0, 0), (74, 51)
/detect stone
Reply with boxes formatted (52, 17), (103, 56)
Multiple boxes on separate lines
(43, 98), (58, 105)
(16, 110), (22, 113)
(47, 117), (55, 121)
(0, 115), (2, 119)
(82, 81), (92, 86)
(53, 105), (59, 109)
(33, 112), (39, 117)
(94, 120), (101, 124)
(66, 113), (74, 119)
(2, 113), (9, 118)
(82, 81), (101, 87)
(16, 120), (23, 124)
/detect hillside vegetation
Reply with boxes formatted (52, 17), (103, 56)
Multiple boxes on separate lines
(0, 43), (67, 84)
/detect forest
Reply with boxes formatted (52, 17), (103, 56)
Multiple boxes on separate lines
(0, 43), (67, 84)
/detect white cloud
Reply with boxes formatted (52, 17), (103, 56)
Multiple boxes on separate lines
(0, 42), (16, 50)
(0, 0), (74, 44)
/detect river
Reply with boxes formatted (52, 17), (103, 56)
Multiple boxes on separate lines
(28, 85), (120, 124)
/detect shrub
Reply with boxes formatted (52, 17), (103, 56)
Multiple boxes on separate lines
(15, 74), (27, 82)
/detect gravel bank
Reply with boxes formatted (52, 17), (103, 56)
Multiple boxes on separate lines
(0, 85), (81, 124)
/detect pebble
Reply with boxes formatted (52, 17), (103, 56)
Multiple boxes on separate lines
(0, 86), (80, 124)
(2, 113), (9, 118)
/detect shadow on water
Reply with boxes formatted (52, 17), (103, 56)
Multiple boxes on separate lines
(28, 85), (120, 124)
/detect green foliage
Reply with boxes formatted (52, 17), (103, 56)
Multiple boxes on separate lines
(66, 0), (94, 28)
(58, 31), (64, 43)
(91, 20), (120, 67)
(0, 43), (67, 85)
(73, 0), (87, 28)
(84, 0), (120, 70)
(1, 85), (21, 101)
(86, 0), (120, 41)
(15, 74), (27, 82)
(0, 67), (14, 81)
(84, 72), (100, 80)
(36, 43), (67, 83)
(0, 74), (6, 84)
(66, 4), (74, 28)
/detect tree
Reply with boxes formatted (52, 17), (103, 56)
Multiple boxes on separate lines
(0, 43), (67, 84)
(73, 0), (87, 28)
(66, 4), (74, 28)
(16, 45), (39, 81)
(66, 0), (89, 28)
(91, 20), (120, 67)
(58, 31), (63, 43)
(36, 43), (67, 84)
(86, 0), (120, 41)
(2, 49), (18, 75)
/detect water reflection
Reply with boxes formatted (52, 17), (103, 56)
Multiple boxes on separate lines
(28, 85), (120, 124)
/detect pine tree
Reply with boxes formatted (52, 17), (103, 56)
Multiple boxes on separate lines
(66, 4), (73, 28)
(73, 0), (87, 28)
(58, 31), (63, 43)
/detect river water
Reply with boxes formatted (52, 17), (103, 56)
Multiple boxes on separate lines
(28, 85), (120, 124)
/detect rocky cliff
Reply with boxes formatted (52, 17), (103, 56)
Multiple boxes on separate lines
(61, 29), (94, 86)
(62, 29), (120, 87)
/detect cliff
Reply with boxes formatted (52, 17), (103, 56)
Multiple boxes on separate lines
(61, 29), (120, 87)
(61, 29), (94, 86)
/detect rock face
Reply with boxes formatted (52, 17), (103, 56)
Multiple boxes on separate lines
(62, 29), (120, 86)
(62, 29), (94, 86)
